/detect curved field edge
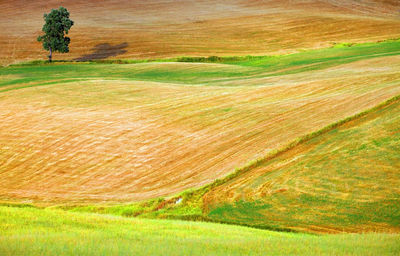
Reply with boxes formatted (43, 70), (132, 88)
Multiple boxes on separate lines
(205, 99), (400, 233)
(0, 206), (399, 256)
(4, 38), (400, 71)
(2, 40), (399, 203)
(40, 93), (400, 233)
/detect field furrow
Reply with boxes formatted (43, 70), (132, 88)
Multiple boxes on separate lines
(1, 53), (399, 202)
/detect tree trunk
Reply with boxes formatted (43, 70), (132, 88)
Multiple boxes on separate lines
(48, 47), (52, 63)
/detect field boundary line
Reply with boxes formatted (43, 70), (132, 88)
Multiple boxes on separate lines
(196, 93), (400, 201)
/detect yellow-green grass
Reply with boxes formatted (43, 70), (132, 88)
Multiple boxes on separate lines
(3, 39), (400, 90)
(203, 94), (400, 233)
(0, 206), (399, 256)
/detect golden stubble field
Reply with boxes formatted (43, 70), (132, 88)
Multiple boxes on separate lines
(1, 56), (400, 203)
(1, 0), (400, 65)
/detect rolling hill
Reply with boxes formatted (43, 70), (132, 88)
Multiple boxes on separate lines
(204, 95), (400, 233)
(1, 0), (400, 65)
(0, 3), (400, 253)
(62, 91), (400, 234)
(1, 41), (400, 203)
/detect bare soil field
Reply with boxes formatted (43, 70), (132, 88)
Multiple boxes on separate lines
(1, 0), (400, 65)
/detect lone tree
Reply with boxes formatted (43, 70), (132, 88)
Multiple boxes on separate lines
(37, 7), (74, 62)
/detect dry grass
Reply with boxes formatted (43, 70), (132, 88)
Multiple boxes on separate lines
(1, 0), (400, 65)
(1, 53), (400, 203)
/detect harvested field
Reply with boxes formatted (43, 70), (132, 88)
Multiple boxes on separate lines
(204, 94), (400, 233)
(1, 42), (400, 203)
(2, 1), (400, 254)
(1, 0), (400, 65)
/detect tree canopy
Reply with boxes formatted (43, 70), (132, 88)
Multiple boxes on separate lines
(37, 7), (74, 62)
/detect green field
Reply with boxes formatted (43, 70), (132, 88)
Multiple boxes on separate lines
(1, 39), (400, 92)
(1, 206), (399, 256)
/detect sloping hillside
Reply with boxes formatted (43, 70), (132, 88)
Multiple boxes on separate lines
(1, 1), (399, 239)
(1, 205), (399, 255)
(203, 96), (400, 233)
(60, 93), (400, 234)
(1, 0), (400, 65)
(1, 41), (400, 203)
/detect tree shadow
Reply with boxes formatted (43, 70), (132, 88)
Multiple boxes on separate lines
(75, 42), (128, 61)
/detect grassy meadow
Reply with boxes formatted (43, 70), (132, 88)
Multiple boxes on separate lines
(2, 39), (400, 91)
(1, 206), (399, 256)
